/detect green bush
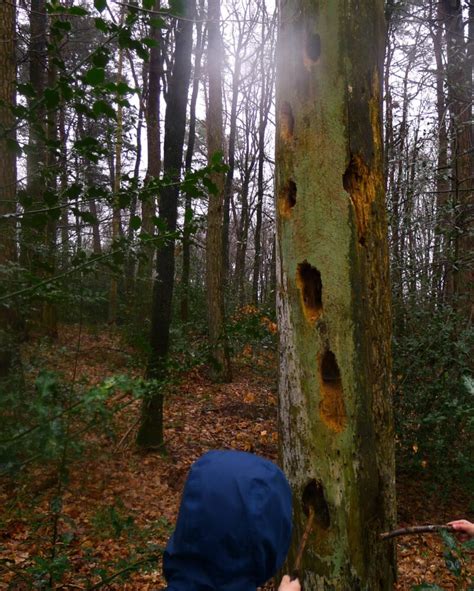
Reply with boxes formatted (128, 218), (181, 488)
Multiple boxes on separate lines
(393, 304), (473, 492)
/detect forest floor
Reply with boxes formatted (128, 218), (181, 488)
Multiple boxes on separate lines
(0, 325), (472, 590)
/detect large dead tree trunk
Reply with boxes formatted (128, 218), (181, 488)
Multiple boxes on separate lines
(276, 1), (396, 588)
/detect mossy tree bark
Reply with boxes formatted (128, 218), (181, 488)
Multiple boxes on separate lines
(276, 1), (396, 589)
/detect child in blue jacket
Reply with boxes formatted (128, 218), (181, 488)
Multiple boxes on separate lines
(163, 450), (300, 591)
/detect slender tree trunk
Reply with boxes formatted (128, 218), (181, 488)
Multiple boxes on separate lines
(252, 11), (274, 306)
(136, 1), (161, 323)
(42, 32), (58, 338)
(205, 0), (231, 382)
(181, 1), (205, 323)
(21, 0), (46, 270)
(441, 0), (473, 320)
(137, 0), (195, 449)
(222, 51), (242, 283)
(0, 0), (19, 378)
(109, 46), (124, 324)
(430, 0), (450, 303)
(276, 1), (396, 588)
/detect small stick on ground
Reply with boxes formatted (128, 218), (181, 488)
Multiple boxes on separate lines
(380, 524), (452, 540)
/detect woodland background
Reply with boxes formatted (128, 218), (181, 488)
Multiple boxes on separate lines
(0, 0), (472, 589)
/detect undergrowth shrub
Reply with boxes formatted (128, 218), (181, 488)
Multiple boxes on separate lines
(393, 304), (473, 493)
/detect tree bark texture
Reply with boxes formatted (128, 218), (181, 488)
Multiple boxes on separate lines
(0, 0), (16, 266)
(276, 1), (396, 588)
(205, 0), (231, 382)
(137, 0), (195, 448)
(136, 0), (161, 322)
(181, 0), (205, 322)
(0, 0), (18, 379)
(441, 0), (473, 320)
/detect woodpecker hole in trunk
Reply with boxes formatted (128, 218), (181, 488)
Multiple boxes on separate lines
(302, 479), (330, 529)
(296, 261), (322, 323)
(280, 102), (294, 141)
(279, 179), (297, 217)
(319, 349), (346, 432)
(305, 31), (321, 63)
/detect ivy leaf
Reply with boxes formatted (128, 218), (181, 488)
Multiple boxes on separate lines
(92, 100), (116, 119)
(17, 83), (36, 98)
(5, 138), (22, 156)
(84, 67), (105, 86)
(69, 6), (88, 15)
(94, 17), (109, 33)
(142, 37), (158, 48)
(75, 210), (97, 224)
(44, 88), (61, 109)
(91, 48), (110, 68)
(150, 17), (166, 28)
(94, 0), (107, 12)
(130, 215), (142, 230)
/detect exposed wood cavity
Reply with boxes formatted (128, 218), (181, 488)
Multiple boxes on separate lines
(280, 101), (294, 141)
(304, 30), (321, 67)
(319, 349), (346, 432)
(343, 153), (377, 247)
(302, 479), (330, 529)
(296, 261), (322, 323)
(279, 179), (297, 217)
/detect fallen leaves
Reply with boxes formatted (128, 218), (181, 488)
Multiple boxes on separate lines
(0, 326), (472, 590)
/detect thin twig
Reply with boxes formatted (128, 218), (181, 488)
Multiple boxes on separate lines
(294, 506), (315, 572)
(380, 524), (452, 540)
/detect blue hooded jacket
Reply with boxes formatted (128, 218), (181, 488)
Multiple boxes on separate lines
(163, 450), (293, 591)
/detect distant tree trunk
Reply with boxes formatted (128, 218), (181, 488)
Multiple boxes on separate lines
(136, 0), (161, 324)
(181, 1), (205, 323)
(430, 0), (450, 303)
(137, 0), (195, 449)
(0, 0), (18, 378)
(21, 0), (46, 270)
(205, 0), (231, 382)
(42, 32), (58, 338)
(276, 1), (396, 588)
(109, 46), (124, 325)
(222, 48), (242, 283)
(252, 15), (274, 306)
(442, 0), (473, 320)
(59, 104), (69, 270)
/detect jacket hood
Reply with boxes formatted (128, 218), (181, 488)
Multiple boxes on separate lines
(163, 450), (292, 591)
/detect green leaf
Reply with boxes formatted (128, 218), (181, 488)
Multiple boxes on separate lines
(65, 185), (82, 201)
(92, 99), (116, 119)
(91, 48), (110, 68)
(116, 81), (135, 95)
(5, 138), (22, 156)
(44, 88), (60, 109)
(150, 17), (166, 28)
(130, 215), (142, 230)
(69, 6), (88, 15)
(84, 67), (105, 86)
(17, 83), (36, 98)
(142, 37), (158, 48)
(94, 0), (107, 12)
(94, 17), (109, 32)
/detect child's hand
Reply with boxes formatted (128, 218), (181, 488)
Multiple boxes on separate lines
(278, 574), (301, 591)
(448, 519), (474, 541)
